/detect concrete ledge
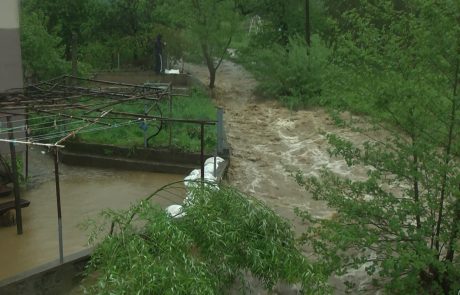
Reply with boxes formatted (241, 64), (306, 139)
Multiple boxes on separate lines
(94, 72), (191, 87)
(0, 249), (92, 295)
(60, 142), (220, 174)
(62, 151), (198, 174)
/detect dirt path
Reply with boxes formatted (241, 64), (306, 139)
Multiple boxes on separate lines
(186, 61), (368, 226)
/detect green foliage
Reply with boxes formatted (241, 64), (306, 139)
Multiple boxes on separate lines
(80, 41), (112, 70)
(20, 11), (69, 80)
(75, 89), (217, 152)
(246, 35), (329, 109)
(84, 186), (329, 294)
(157, 0), (241, 88)
(295, 0), (460, 293)
(235, 0), (327, 48)
(0, 155), (27, 185)
(22, 0), (91, 57)
(20, 0), (187, 73)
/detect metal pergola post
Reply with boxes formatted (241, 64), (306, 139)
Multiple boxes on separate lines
(53, 147), (64, 264)
(6, 116), (23, 235)
(25, 111), (29, 179)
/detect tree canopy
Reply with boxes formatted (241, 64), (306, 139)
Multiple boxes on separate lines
(295, 0), (460, 293)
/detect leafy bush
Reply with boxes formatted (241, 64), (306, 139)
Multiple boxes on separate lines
(295, 1), (460, 294)
(20, 12), (70, 81)
(83, 186), (329, 294)
(245, 35), (329, 109)
(80, 41), (113, 70)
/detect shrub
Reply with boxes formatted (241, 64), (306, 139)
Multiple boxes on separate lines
(20, 12), (70, 81)
(83, 186), (330, 294)
(247, 35), (329, 109)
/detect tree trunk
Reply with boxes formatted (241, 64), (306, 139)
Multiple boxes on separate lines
(445, 189), (460, 262)
(305, 0), (311, 46)
(435, 56), (459, 254)
(201, 43), (217, 89)
(71, 32), (78, 78)
(209, 67), (216, 89)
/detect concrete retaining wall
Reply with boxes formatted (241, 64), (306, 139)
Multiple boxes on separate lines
(0, 249), (91, 295)
(60, 142), (219, 174)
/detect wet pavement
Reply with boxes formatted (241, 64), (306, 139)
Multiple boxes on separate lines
(0, 147), (184, 280)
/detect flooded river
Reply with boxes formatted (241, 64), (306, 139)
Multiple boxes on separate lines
(0, 147), (184, 281)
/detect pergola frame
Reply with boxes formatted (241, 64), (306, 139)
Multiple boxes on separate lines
(0, 76), (217, 264)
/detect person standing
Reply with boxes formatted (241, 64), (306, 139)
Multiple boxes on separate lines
(154, 34), (163, 74)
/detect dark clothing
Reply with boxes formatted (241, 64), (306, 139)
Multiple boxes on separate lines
(155, 37), (163, 55)
(154, 35), (163, 74)
(155, 53), (162, 74)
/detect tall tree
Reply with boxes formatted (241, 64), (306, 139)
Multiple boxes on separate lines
(296, 0), (460, 293)
(20, 11), (68, 80)
(22, 0), (90, 75)
(160, 0), (239, 88)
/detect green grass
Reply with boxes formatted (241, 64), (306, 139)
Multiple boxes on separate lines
(30, 88), (218, 153)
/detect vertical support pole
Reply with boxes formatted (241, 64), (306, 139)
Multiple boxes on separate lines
(7, 117), (23, 235)
(200, 123), (205, 181)
(169, 85), (173, 149)
(25, 111), (29, 179)
(54, 147), (64, 264)
(216, 108), (224, 155)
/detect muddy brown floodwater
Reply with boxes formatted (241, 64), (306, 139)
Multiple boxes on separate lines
(185, 61), (375, 293)
(185, 61), (370, 223)
(0, 148), (184, 281)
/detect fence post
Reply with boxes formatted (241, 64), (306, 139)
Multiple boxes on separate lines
(169, 84), (173, 149)
(143, 103), (148, 148)
(216, 108), (224, 155)
(200, 122), (205, 181)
